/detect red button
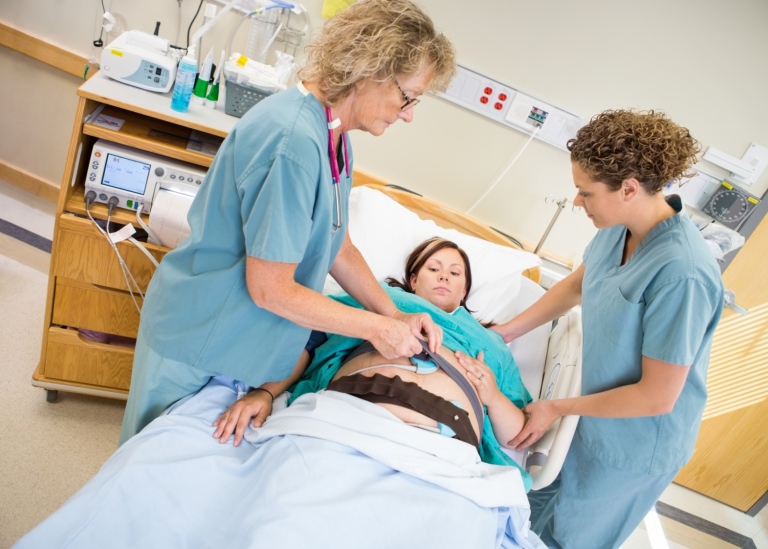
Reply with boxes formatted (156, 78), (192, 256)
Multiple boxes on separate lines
(484, 87), (493, 95)
(480, 96), (489, 104)
(498, 93), (507, 101)
(494, 102), (503, 110)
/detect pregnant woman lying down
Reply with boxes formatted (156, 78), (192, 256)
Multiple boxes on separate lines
(214, 237), (533, 485)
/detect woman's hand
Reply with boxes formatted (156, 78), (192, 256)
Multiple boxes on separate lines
(455, 350), (526, 442)
(507, 399), (562, 450)
(393, 311), (443, 353)
(212, 388), (273, 447)
(454, 350), (503, 406)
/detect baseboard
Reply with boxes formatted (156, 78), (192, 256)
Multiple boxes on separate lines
(0, 160), (59, 203)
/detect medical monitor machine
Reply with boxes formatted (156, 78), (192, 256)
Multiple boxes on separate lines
(84, 140), (206, 215)
(82, 140), (207, 312)
(100, 30), (176, 93)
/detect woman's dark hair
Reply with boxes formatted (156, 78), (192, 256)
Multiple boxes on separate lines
(386, 237), (473, 311)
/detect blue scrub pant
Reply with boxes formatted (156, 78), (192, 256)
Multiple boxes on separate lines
(119, 335), (213, 445)
(529, 431), (679, 549)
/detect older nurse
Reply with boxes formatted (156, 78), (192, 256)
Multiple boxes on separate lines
(120, 0), (455, 444)
(491, 110), (724, 548)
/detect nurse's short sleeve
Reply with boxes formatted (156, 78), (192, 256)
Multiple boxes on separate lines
(642, 278), (718, 365)
(239, 153), (317, 263)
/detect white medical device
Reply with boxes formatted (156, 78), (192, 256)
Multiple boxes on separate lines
(84, 140), (206, 214)
(100, 31), (177, 93)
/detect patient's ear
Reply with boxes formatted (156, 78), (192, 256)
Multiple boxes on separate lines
(409, 273), (417, 290)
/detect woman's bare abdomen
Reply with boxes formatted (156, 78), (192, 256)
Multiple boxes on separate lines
(332, 346), (480, 438)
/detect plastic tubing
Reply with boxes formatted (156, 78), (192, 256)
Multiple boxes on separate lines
(190, 0), (239, 46)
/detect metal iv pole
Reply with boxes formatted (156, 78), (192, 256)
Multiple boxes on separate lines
(534, 197), (570, 254)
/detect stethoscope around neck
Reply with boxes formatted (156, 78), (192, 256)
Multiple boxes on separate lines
(326, 106), (348, 233)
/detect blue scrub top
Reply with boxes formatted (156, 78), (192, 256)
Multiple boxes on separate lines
(579, 197), (723, 474)
(139, 86), (352, 388)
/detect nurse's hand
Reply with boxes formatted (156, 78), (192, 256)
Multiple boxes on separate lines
(212, 388), (273, 447)
(369, 316), (423, 359)
(393, 311), (443, 354)
(508, 399), (562, 450)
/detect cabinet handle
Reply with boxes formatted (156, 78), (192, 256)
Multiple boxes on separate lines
(724, 290), (748, 316)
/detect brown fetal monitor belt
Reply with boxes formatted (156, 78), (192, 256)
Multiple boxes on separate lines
(327, 373), (478, 447)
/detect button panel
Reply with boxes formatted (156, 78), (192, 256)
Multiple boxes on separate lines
(437, 64), (586, 152)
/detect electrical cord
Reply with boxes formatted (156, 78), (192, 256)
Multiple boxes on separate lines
(93, 0), (107, 48)
(466, 125), (540, 215)
(107, 199), (159, 267)
(106, 200), (146, 314)
(135, 203), (163, 247)
(128, 237), (160, 268)
(89, 208), (143, 314)
(85, 193), (146, 315)
(85, 0), (109, 79)
(186, 0), (206, 48)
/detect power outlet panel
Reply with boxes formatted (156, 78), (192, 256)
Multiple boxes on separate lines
(436, 65), (586, 152)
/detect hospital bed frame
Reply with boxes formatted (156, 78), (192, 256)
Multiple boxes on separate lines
(359, 182), (582, 490)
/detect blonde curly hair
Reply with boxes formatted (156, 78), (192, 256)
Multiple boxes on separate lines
(567, 110), (701, 193)
(297, 0), (456, 106)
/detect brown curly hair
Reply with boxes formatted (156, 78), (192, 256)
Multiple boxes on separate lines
(567, 110), (701, 193)
(297, 0), (456, 106)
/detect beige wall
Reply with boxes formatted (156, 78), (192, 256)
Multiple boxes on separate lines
(2, 0), (767, 262)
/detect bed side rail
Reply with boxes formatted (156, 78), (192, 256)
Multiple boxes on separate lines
(526, 307), (582, 491)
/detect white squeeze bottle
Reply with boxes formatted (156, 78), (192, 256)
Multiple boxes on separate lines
(170, 47), (198, 113)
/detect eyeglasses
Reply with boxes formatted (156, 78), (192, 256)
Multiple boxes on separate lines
(394, 78), (420, 111)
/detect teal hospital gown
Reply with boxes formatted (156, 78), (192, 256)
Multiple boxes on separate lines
(290, 284), (534, 490)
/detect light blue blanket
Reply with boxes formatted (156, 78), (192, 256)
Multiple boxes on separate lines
(14, 376), (544, 549)
(290, 285), (532, 486)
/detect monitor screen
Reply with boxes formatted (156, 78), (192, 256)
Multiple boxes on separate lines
(101, 153), (151, 195)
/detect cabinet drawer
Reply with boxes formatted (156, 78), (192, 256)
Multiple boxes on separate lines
(53, 215), (166, 292)
(52, 278), (141, 338)
(43, 327), (134, 390)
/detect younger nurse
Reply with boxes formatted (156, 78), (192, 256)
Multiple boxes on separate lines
(119, 0), (455, 444)
(493, 110), (724, 548)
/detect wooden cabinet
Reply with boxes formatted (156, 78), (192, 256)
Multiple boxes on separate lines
(32, 73), (237, 401)
(674, 211), (768, 514)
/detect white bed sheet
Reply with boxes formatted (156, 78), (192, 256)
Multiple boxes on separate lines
(16, 376), (544, 549)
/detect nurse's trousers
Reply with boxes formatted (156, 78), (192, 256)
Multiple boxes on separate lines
(528, 430), (679, 548)
(119, 335), (213, 445)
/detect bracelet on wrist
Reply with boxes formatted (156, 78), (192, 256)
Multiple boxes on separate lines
(252, 387), (275, 401)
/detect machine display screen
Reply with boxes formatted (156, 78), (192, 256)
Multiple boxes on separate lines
(102, 153), (151, 195)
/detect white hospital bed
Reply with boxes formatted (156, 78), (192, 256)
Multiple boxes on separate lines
(15, 184), (582, 549)
(510, 278), (582, 490)
(345, 183), (582, 492)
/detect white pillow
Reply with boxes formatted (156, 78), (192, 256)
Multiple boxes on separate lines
(325, 187), (541, 325)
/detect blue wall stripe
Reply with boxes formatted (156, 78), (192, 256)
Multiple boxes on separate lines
(0, 218), (52, 253)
